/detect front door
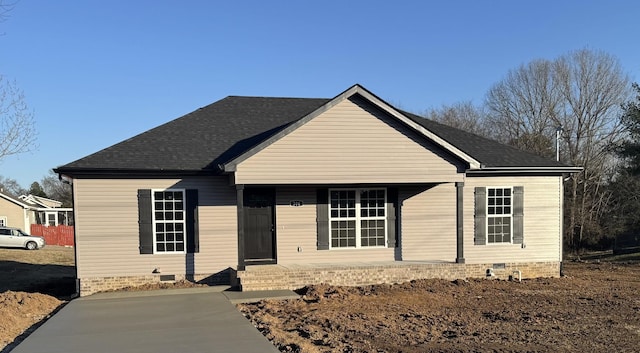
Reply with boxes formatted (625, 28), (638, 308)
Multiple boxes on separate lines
(244, 188), (276, 264)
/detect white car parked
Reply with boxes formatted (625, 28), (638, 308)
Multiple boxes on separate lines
(0, 227), (46, 250)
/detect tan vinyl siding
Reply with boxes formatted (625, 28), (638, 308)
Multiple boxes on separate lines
(400, 184), (457, 261)
(275, 187), (395, 264)
(0, 197), (27, 229)
(73, 177), (237, 279)
(35, 198), (60, 208)
(235, 97), (463, 185)
(463, 175), (562, 264)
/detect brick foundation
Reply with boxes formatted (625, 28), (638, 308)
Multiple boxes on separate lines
(79, 269), (233, 296)
(236, 261), (560, 291)
(78, 261), (559, 296)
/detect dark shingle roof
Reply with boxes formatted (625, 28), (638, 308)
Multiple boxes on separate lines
(402, 111), (566, 168)
(56, 93), (567, 175)
(57, 97), (330, 173)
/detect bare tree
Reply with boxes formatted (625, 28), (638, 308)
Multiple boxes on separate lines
(0, 1), (37, 161)
(485, 59), (561, 158)
(555, 49), (629, 253)
(423, 101), (492, 138)
(41, 170), (73, 207)
(0, 175), (26, 196)
(0, 1), (14, 22)
(0, 75), (37, 160)
(485, 49), (631, 253)
(0, 1), (16, 36)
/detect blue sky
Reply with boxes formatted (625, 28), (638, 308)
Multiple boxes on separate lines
(0, 1), (638, 187)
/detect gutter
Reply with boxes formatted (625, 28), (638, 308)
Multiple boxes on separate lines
(53, 168), (220, 179)
(467, 166), (583, 174)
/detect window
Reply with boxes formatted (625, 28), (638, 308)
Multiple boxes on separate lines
(474, 186), (523, 246)
(58, 211), (74, 226)
(153, 190), (186, 253)
(0, 217), (6, 227)
(46, 212), (57, 226)
(329, 188), (386, 248)
(487, 188), (512, 243)
(138, 189), (198, 255)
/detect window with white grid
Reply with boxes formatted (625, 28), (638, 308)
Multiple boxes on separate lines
(153, 190), (186, 252)
(329, 188), (386, 248)
(487, 187), (512, 244)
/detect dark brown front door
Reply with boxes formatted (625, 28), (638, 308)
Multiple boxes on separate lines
(243, 188), (276, 263)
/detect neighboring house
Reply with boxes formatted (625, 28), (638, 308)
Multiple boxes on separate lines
(0, 191), (73, 230)
(19, 194), (74, 226)
(55, 84), (581, 296)
(0, 191), (36, 230)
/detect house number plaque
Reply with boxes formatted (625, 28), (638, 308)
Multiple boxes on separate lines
(290, 200), (304, 207)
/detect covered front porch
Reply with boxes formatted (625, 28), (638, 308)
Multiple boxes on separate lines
(234, 182), (468, 273)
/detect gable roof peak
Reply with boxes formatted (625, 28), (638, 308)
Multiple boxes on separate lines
(221, 83), (482, 171)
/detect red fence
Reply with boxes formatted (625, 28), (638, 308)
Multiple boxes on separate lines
(30, 224), (75, 246)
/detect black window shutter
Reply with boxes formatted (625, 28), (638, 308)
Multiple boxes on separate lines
(316, 188), (329, 250)
(386, 187), (398, 248)
(474, 187), (486, 245)
(512, 186), (524, 245)
(138, 189), (153, 254)
(186, 189), (199, 253)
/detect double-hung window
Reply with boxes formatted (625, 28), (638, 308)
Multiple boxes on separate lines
(487, 187), (512, 244)
(474, 186), (523, 246)
(153, 189), (186, 253)
(329, 188), (386, 248)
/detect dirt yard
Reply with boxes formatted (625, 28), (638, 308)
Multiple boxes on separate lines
(2, 246), (640, 353)
(239, 261), (640, 353)
(0, 246), (75, 351)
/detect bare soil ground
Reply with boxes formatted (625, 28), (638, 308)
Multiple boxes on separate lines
(2, 246), (640, 353)
(239, 261), (640, 353)
(0, 246), (75, 351)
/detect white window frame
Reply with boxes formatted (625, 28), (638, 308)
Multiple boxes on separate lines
(152, 189), (186, 254)
(0, 216), (6, 227)
(46, 211), (57, 226)
(486, 186), (513, 244)
(329, 188), (387, 249)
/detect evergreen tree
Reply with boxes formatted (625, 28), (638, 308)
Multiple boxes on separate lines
(617, 83), (640, 174)
(605, 83), (640, 247)
(28, 182), (48, 198)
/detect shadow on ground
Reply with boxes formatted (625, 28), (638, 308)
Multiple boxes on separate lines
(0, 261), (75, 299)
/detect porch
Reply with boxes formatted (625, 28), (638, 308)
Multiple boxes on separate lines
(235, 261), (561, 291)
(234, 260), (559, 291)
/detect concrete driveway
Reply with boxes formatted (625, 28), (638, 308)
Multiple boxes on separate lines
(10, 288), (283, 353)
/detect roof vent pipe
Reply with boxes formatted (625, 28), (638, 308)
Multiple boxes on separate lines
(556, 126), (563, 162)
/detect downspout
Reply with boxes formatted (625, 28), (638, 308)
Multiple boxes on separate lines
(71, 179), (79, 297)
(559, 175), (564, 276)
(556, 127), (563, 270)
